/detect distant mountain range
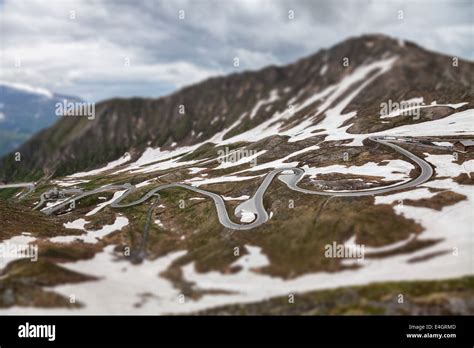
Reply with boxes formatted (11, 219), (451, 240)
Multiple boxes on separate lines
(0, 34), (472, 181)
(0, 82), (82, 157)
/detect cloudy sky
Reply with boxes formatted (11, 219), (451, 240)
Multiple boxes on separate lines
(1, 0), (472, 101)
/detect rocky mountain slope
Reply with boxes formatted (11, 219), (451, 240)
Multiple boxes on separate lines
(0, 34), (473, 314)
(1, 34), (472, 181)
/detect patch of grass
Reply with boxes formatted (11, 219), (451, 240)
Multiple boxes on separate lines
(196, 276), (474, 315)
(0, 200), (81, 239)
(0, 187), (21, 200)
(0, 258), (96, 308)
(153, 180), (424, 291)
(403, 191), (467, 210)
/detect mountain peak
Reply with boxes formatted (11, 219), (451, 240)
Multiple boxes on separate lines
(0, 34), (472, 180)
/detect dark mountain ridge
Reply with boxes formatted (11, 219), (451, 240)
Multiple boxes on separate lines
(1, 34), (472, 181)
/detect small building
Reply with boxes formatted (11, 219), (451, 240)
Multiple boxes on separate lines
(454, 140), (474, 152)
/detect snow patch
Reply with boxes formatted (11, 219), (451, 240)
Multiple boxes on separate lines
(185, 174), (262, 187)
(86, 190), (126, 216)
(249, 89), (280, 119)
(51, 179), (90, 187)
(424, 153), (474, 177)
(319, 64), (328, 75)
(51, 216), (129, 244)
(302, 159), (414, 182)
(222, 195), (250, 201)
(0, 235), (37, 270)
(239, 209), (256, 223)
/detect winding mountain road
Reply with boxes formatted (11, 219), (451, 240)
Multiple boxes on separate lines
(0, 183), (35, 199)
(0, 137), (434, 230)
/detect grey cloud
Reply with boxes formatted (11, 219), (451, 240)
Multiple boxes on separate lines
(1, 0), (472, 101)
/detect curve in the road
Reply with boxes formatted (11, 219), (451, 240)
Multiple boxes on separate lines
(1, 137), (433, 230)
(0, 183), (35, 199)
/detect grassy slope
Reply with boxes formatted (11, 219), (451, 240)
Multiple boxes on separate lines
(197, 276), (474, 315)
(0, 143), (472, 311)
